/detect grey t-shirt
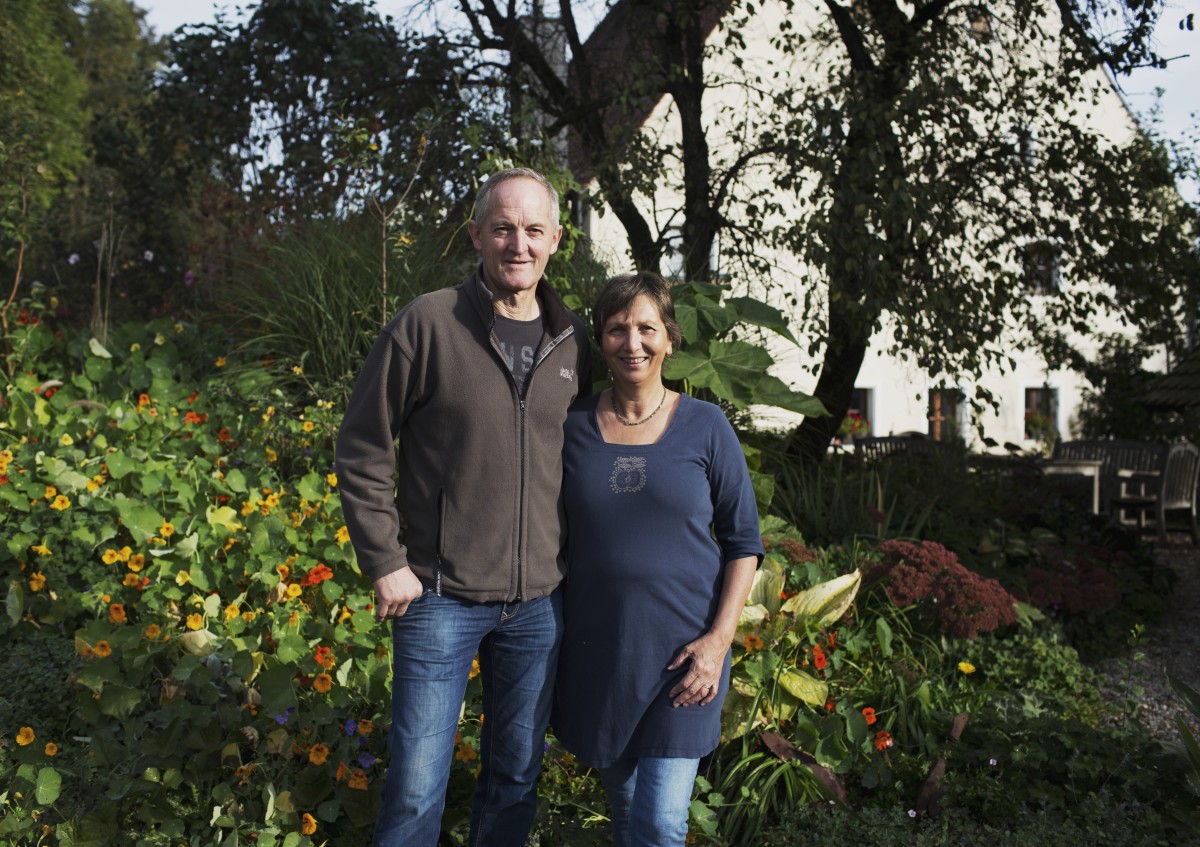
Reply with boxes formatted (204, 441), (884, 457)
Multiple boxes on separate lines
(494, 313), (544, 396)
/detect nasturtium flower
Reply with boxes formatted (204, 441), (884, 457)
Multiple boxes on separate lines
(743, 633), (764, 652)
(301, 814), (317, 835)
(49, 494), (70, 511)
(45, 742), (58, 756)
(117, 546), (132, 562)
(44, 485), (57, 500)
(336, 761), (350, 782)
(175, 570), (191, 586)
(302, 420), (314, 432)
(128, 554), (145, 572)
(59, 434), (74, 446)
(122, 573), (141, 587)
(241, 611), (257, 623)
(186, 614), (203, 631)
(215, 357), (227, 368)
(314, 646), (335, 669)
(108, 603), (127, 624)
(308, 744), (330, 765)
(811, 644), (828, 670)
(335, 525), (350, 544)
(29, 572), (45, 592)
(357, 719), (373, 736)
(130, 343), (141, 352)
(347, 770), (369, 790)
(94, 641), (113, 658)
(469, 656), (481, 680)
(314, 673), (333, 694)
(160, 520), (175, 538)
(957, 661), (977, 675)
(874, 730), (894, 751)
(32, 544), (52, 556)
(455, 741), (478, 763)
(286, 583), (303, 599)
(327, 472), (338, 488)
(292, 365), (304, 376)
(102, 549), (121, 565)
(224, 604), (240, 622)
(0, 449), (13, 462)
(862, 707), (877, 725)
(17, 727), (35, 746)
(265, 447), (278, 463)
(137, 393), (151, 408)
(145, 624), (161, 640)
(154, 333), (166, 346)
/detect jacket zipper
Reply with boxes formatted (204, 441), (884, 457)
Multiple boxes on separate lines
(436, 488), (446, 596)
(491, 315), (576, 603)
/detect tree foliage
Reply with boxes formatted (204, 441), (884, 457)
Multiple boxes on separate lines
(447, 0), (1199, 464)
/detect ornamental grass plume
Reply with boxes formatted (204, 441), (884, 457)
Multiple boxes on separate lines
(868, 540), (1017, 639)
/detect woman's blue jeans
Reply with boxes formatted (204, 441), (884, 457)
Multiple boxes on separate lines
(371, 588), (562, 847)
(599, 756), (701, 847)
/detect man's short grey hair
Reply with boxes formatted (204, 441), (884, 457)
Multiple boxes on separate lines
(471, 168), (560, 224)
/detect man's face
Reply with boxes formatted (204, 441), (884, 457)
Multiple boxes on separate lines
(468, 178), (562, 298)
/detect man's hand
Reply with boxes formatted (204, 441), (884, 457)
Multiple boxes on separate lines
(373, 568), (424, 621)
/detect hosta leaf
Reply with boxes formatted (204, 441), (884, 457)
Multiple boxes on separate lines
(778, 667), (827, 707)
(781, 569), (861, 626)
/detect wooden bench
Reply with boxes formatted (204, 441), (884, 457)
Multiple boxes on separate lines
(854, 435), (958, 462)
(1111, 440), (1200, 545)
(1048, 439), (1168, 518)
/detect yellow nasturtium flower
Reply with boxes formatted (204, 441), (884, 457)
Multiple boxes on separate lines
(16, 727), (35, 746)
(186, 614), (204, 631)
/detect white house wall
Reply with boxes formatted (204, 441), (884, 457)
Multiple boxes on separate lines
(580, 0), (1163, 450)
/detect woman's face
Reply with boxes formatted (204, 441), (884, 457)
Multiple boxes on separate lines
(600, 294), (672, 390)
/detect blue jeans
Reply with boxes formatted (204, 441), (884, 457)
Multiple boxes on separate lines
(599, 756), (700, 847)
(372, 588), (563, 847)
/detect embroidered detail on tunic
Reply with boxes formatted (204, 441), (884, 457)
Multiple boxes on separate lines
(610, 456), (647, 493)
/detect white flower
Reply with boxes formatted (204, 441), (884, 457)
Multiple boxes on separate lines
(143, 250), (154, 261)
(68, 253), (80, 265)
(908, 809), (917, 818)
(989, 758), (998, 766)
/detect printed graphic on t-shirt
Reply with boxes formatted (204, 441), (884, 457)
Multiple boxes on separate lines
(610, 456), (647, 493)
(493, 314), (543, 395)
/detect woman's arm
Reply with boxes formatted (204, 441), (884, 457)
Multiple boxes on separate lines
(667, 555), (759, 707)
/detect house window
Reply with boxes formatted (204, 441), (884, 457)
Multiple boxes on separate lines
(1022, 243), (1059, 294)
(1024, 386), (1058, 439)
(661, 227), (685, 282)
(927, 389), (963, 441)
(840, 388), (872, 439)
(965, 5), (993, 42)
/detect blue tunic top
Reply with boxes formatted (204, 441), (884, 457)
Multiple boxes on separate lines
(552, 392), (763, 767)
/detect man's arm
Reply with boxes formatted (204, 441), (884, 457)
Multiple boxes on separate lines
(336, 328), (420, 614)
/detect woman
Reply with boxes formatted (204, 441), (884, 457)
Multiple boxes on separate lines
(553, 271), (762, 846)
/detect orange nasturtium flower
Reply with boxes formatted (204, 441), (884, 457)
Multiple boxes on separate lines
(145, 624), (162, 640)
(45, 742), (58, 757)
(811, 644), (828, 670)
(743, 633), (764, 653)
(160, 520), (175, 538)
(874, 730), (894, 751)
(862, 707), (877, 725)
(314, 673), (333, 694)
(314, 646), (335, 670)
(94, 640), (113, 658)
(16, 727), (35, 746)
(186, 614), (204, 631)
(336, 761), (351, 782)
(301, 813), (318, 835)
(215, 357), (227, 368)
(122, 573), (141, 587)
(109, 603), (127, 624)
(347, 770), (369, 790)
(357, 719), (373, 736)
(102, 548), (121, 565)
(308, 744), (330, 765)
(44, 485), (57, 500)
(128, 554), (145, 572)
(29, 572), (46, 592)
(50, 495), (71, 511)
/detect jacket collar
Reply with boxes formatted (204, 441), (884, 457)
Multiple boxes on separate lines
(465, 265), (574, 337)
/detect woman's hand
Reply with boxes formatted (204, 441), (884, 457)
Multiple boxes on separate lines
(667, 631), (730, 708)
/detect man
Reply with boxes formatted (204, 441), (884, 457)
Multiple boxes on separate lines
(336, 168), (592, 846)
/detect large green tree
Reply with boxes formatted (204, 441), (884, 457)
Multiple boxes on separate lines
(449, 0), (1198, 463)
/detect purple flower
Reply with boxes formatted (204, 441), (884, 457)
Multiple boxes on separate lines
(357, 752), (378, 768)
(68, 253), (80, 265)
(275, 713), (289, 725)
(184, 270), (196, 286)
(344, 719), (358, 736)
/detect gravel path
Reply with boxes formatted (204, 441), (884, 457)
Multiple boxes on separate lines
(1095, 535), (1200, 741)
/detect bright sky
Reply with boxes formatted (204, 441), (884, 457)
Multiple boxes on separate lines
(138, 0), (1198, 200)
